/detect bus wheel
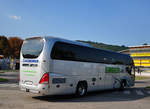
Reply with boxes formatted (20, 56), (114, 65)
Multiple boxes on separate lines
(76, 83), (87, 97)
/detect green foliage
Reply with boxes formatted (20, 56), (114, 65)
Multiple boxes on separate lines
(77, 40), (128, 52)
(0, 36), (10, 57)
(0, 35), (23, 58)
(143, 43), (148, 45)
(8, 37), (23, 58)
(145, 86), (150, 89)
(0, 78), (8, 82)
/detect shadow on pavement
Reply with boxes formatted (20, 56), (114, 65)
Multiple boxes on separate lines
(33, 87), (150, 102)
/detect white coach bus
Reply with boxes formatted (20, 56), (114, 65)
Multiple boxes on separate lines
(19, 36), (135, 96)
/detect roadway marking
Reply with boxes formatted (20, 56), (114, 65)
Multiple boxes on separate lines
(123, 90), (130, 94)
(136, 90), (144, 96)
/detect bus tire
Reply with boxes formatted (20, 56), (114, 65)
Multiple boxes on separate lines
(76, 82), (87, 97)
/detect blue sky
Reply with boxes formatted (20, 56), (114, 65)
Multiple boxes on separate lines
(0, 0), (150, 46)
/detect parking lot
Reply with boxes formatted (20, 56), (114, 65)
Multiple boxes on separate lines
(0, 72), (150, 109)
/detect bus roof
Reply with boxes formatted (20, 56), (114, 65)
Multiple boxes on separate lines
(26, 36), (93, 48)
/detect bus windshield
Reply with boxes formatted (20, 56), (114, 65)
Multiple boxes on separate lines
(22, 38), (44, 58)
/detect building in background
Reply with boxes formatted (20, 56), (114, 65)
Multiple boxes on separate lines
(121, 45), (150, 72)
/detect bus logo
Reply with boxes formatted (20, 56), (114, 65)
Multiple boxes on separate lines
(23, 59), (39, 63)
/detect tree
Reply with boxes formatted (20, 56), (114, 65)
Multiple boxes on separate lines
(8, 37), (23, 59)
(0, 36), (10, 57)
(76, 40), (128, 51)
(143, 43), (148, 45)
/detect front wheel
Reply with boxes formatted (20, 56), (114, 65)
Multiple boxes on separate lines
(76, 83), (87, 97)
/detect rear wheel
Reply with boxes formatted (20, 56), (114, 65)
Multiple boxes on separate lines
(76, 83), (87, 97)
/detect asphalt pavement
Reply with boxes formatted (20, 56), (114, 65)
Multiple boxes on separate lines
(0, 72), (150, 109)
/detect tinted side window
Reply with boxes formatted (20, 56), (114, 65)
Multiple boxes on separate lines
(51, 42), (76, 60)
(51, 41), (133, 65)
(51, 42), (106, 63)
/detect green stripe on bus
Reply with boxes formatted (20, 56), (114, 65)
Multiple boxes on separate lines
(105, 67), (120, 73)
(23, 70), (37, 73)
(24, 74), (35, 76)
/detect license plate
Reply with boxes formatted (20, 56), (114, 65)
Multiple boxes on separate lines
(25, 81), (33, 85)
